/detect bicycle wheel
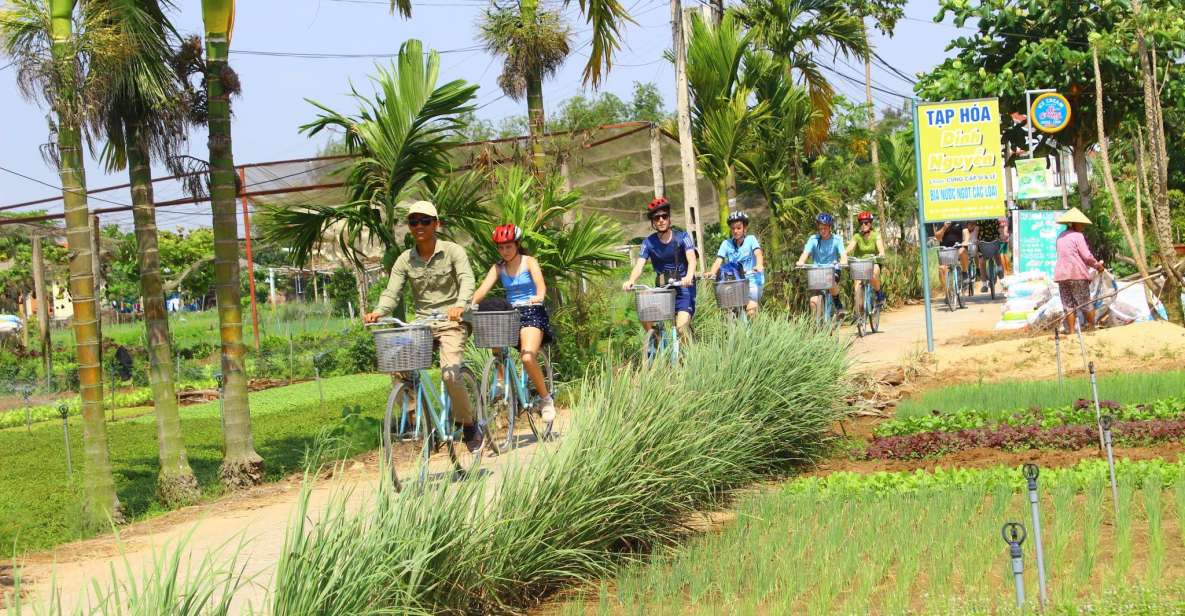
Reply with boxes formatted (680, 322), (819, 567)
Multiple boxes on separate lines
(481, 353), (518, 451)
(988, 262), (998, 300)
(956, 271), (966, 309)
(668, 324), (680, 365)
(446, 367), (490, 477)
(643, 327), (660, 366)
(381, 382), (419, 492)
(525, 346), (555, 442)
(853, 284), (866, 337)
(869, 286), (882, 333)
(944, 273), (957, 312)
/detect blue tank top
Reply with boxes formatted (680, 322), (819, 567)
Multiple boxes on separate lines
(498, 260), (537, 304)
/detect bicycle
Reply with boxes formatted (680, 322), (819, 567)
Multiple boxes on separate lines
(707, 273), (749, 323)
(936, 243), (968, 312)
(978, 240), (1005, 300)
(473, 302), (555, 450)
(849, 257), (882, 337)
(369, 315), (493, 492)
(963, 242), (979, 300)
(631, 280), (683, 365)
(797, 264), (846, 325)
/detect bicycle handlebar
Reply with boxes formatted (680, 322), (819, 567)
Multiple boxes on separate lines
(366, 312), (446, 328)
(630, 280), (685, 291)
(795, 263), (848, 269)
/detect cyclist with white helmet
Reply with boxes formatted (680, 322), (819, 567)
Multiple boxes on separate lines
(472, 224), (556, 422)
(706, 211), (764, 318)
(622, 197), (699, 335)
(796, 212), (848, 314)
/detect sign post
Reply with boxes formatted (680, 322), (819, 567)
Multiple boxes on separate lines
(912, 97), (1008, 352)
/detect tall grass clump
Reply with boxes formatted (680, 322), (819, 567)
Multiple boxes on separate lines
(267, 315), (848, 614)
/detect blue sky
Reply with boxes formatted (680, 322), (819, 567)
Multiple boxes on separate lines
(0, 0), (970, 230)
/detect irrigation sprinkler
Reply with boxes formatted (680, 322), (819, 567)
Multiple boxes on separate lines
(1023, 464), (1049, 607)
(18, 382), (33, 434)
(215, 372), (225, 436)
(59, 402), (72, 479)
(1002, 521), (1027, 609)
(1100, 414), (1121, 522)
(1053, 327), (1064, 387)
(1088, 362), (1105, 451)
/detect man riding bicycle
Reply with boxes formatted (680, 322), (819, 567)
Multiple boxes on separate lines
(706, 211), (764, 318)
(845, 211), (886, 305)
(976, 217), (1006, 292)
(622, 197), (698, 335)
(931, 220), (970, 290)
(796, 212), (847, 314)
(363, 201), (479, 448)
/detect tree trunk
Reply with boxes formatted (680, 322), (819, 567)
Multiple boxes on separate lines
(521, 0), (547, 175)
(205, 30), (264, 487)
(1071, 135), (1091, 211)
(716, 176), (730, 232)
(354, 264), (368, 321)
(32, 236), (52, 383)
(127, 121), (199, 506)
(50, 3), (122, 525)
(1090, 45), (1152, 295)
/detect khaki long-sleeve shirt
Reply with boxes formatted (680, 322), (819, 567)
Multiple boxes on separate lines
(374, 240), (475, 318)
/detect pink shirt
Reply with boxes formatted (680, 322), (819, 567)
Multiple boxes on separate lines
(1053, 229), (1100, 282)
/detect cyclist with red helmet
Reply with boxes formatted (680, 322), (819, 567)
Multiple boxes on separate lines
(622, 197), (699, 334)
(472, 224), (556, 422)
(846, 211), (887, 305)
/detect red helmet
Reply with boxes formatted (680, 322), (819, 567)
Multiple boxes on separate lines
(857, 211), (874, 223)
(647, 197), (672, 219)
(492, 224), (522, 244)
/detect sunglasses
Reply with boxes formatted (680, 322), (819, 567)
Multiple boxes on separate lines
(861, 221), (873, 225)
(407, 217), (436, 227)
(652, 213), (671, 221)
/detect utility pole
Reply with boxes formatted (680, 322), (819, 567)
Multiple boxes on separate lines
(32, 236), (52, 384)
(671, 0), (705, 259)
(864, 51), (887, 229)
(649, 125), (666, 198)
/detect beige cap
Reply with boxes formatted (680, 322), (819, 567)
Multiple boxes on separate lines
(407, 200), (438, 219)
(1056, 207), (1092, 226)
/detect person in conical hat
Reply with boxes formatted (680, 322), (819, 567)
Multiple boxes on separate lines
(1053, 207), (1105, 332)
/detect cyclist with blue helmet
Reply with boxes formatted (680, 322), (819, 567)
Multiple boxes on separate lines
(796, 212), (848, 314)
(706, 211), (764, 318)
(622, 197), (699, 335)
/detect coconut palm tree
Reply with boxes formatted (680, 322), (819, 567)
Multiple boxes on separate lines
(200, 0), (263, 488)
(87, 0), (198, 505)
(685, 13), (767, 230)
(733, 0), (870, 149)
(263, 39), (482, 273)
(1, 0), (122, 525)
(876, 129), (916, 249)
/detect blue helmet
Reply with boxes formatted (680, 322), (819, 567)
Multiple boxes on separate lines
(815, 212), (835, 227)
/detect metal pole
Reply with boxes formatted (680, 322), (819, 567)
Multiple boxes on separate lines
(60, 402), (72, 479)
(1100, 414), (1121, 522)
(1075, 325), (1090, 373)
(1054, 327), (1064, 387)
(1025, 91), (1035, 160)
(1003, 522), (1027, 609)
(1023, 464), (1049, 607)
(911, 99), (936, 352)
(1089, 361), (1105, 451)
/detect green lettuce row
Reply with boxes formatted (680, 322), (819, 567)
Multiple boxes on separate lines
(874, 397), (1185, 438)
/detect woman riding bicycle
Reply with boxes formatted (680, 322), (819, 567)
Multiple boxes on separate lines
(930, 220), (970, 290)
(845, 211), (886, 305)
(975, 217), (1006, 293)
(471, 224), (556, 423)
(796, 212), (848, 314)
(706, 211), (764, 318)
(622, 197), (698, 335)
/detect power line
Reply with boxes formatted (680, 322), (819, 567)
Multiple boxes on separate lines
(0, 165), (132, 207)
(818, 62), (911, 100)
(230, 45), (485, 60)
(871, 51), (917, 85)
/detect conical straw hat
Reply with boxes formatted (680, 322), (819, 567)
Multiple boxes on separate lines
(1056, 207), (1092, 225)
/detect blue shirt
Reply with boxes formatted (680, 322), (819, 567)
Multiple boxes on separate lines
(716, 235), (762, 277)
(640, 230), (696, 278)
(803, 233), (846, 265)
(497, 260), (537, 305)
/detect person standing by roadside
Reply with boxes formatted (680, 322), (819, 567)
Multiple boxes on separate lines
(1054, 208), (1105, 333)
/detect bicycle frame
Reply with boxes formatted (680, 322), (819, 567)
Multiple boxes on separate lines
(396, 369), (457, 443)
(489, 349), (532, 435)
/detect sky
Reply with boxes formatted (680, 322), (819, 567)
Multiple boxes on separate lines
(0, 0), (974, 231)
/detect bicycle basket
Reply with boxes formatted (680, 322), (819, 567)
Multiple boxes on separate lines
(978, 240), (1002, 259)
(635, 288), (676, 321)
(372, 325), (433, 372)
(850, 259), (876, 281)
(471, 310), (521, 348)
(806, 267), (835, 291)
(714, 278), (748, 309)
(937, 246), (960, 266)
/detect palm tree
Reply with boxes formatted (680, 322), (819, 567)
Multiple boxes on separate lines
(734, 0), (869, 149)
(87, 0), (198, 505)
(201, 0), (263, 488)
(876, 129), (915, 249)
(685, 13), (767, 230)
(1, 0), (122, 525)
(478, 1), (570, 172)
(263, 39), (482, 273)
(469, 166), (624, 297)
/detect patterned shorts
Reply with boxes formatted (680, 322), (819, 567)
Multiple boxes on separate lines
(1058, 279), (1092, 311)
(516, 304), (554, 345)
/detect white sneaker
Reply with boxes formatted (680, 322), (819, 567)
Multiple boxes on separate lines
(540, 397), (556, 423)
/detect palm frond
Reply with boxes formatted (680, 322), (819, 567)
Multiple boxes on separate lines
(570, 0), (634, 87)
(479, 5), (571, 100)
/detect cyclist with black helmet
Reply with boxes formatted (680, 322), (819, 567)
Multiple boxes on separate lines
(796, 212), (848, 314)
(622, 197), (699, 334)
(472, 224), (555, 422)
(846, 211), (886, 305)
(706, 211), (764, 318)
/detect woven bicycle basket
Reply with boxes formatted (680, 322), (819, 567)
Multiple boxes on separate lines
(806, 267), (835, 291)
(635, 289), (676, 322)
(714, 278), (748, 309)
(471, 310), (521, 348)
(850, 259), (876, 281)
(978, 240), (1002, 259)
(372, 325), (433, 372)
(937, 246), (960, 266)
